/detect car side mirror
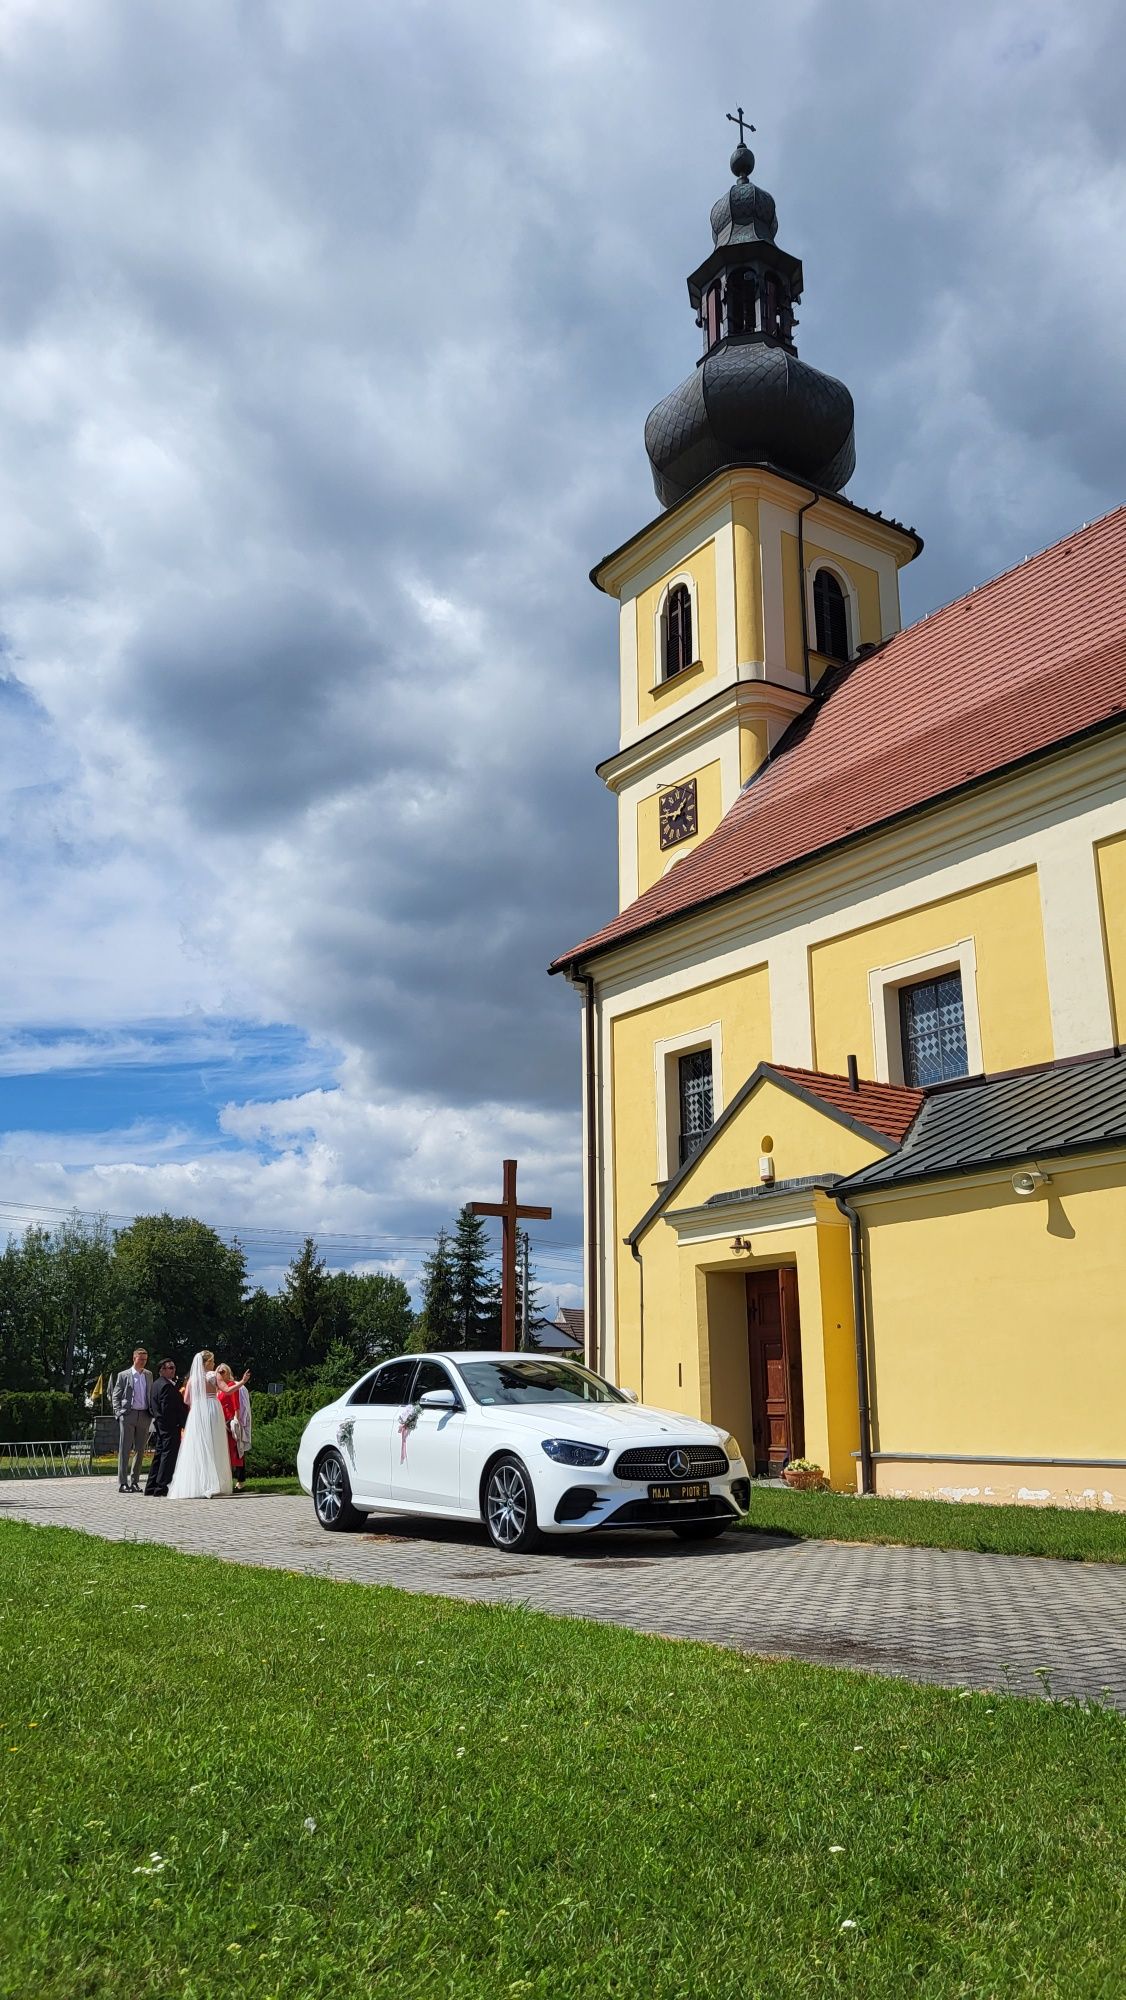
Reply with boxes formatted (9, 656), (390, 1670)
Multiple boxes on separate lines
(620, 1387), (639, 1404)
(418, 1388), (458, 1410)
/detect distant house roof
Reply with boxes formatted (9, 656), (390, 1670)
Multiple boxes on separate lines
(552, 507), (1126, 973)
(840, 1049), (1126, 1192)
(528, 1309), (584, 1352)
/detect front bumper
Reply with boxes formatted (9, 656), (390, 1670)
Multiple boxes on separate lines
(537, 1459), (750, 1534)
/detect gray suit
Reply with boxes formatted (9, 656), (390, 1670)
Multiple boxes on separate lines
(111, 1367), (154, 1489)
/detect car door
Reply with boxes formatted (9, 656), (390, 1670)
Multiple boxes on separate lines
(348, 1358), (417, 1501)
(390, 1358), (466, 1512)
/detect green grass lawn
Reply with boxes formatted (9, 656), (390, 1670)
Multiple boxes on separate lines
(1, 1522), (1123, 1999)
(740, 1487), (1126, 1564)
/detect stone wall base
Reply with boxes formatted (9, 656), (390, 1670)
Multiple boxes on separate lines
(867, 1458), (1126, 1511)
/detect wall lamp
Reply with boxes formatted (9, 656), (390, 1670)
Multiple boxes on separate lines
(1011, 1165), (1052, 1198)
(729, 1235), (752, 1253)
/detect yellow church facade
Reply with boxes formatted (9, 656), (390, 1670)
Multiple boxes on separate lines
(552, 139), (1126, 1509)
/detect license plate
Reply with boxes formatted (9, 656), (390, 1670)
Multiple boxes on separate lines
(648, 1481), (711, 1502)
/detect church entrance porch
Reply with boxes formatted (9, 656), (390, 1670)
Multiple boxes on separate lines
(746, 1268), (805, 1476)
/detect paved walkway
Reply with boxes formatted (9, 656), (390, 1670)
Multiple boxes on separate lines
(4, 1478), (1125, 1706)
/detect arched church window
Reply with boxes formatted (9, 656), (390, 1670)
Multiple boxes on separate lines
(727, 267), (757, 336)
(704, 282), (723, 350)
(813, 568), (850, 662)
(663, 583), (693, 678)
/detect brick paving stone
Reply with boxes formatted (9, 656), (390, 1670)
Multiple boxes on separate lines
(2, 1479), (1125, 1707)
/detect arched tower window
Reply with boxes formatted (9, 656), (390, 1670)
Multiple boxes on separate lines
(726, 267), (757, 336)
(663, 582), (693, 678)
(813, 568), (850, 661)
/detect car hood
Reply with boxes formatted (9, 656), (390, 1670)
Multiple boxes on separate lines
(466, 1400), (727, 1446)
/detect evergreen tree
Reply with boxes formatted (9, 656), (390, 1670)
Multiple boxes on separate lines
(281, 1238), (330, 1373)
(417, 1228), (457, 1351)
(451, 1205), (495, 1350)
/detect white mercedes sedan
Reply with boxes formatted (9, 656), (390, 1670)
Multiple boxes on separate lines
(297, 1351), (750, 1553)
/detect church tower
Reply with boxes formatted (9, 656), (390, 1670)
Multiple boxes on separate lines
(593, 126), (921, 910)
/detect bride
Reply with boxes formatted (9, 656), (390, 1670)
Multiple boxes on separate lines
(169, 1350), (233, 1500)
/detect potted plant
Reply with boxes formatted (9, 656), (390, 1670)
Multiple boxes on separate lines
(782, 1457), (827, 1491)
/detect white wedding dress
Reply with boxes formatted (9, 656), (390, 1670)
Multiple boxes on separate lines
(168, 1353), (233, 1499)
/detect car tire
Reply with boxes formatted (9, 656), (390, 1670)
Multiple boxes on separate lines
(313, 1449), (364, 1532)
(672, 1519), (730, 1542)
(483, 1454), (542, 1554)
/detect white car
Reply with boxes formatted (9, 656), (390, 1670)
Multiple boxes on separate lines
(297, 1351), (750, 1553)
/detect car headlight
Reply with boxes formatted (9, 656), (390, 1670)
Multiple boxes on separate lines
(541, 1439), (609, 1467)
(720, 1433), (743, 1464)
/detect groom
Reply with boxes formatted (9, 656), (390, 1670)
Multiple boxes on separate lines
(144, 1359), (189, 1496)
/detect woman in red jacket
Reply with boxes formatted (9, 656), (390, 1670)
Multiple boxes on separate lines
(215, 1363), (252, 1491)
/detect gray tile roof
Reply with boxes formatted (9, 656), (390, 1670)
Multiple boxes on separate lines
(840, 1050), (1126, 1191)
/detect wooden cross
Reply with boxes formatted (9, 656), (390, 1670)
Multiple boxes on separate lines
(470, 1159), (552, 1352)
(726, 106), (756, 146)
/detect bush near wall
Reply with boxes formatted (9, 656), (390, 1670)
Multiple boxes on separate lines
(247, 1416), (310, 1477)
(0, 1390), (81, 1443)
(251, 1387), (333, 1431)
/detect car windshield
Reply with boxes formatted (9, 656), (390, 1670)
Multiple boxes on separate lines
(457, 1359), (626, 1407)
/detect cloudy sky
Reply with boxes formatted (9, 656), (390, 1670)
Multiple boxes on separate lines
(0, 0), (1124, 1302)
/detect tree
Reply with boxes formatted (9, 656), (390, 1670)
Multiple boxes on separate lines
(324, 1269), (413, 1366)
(240, 1286), (295, 1384)
(416, 1229), (457, 1351)
(113, 1213), (247, 1365)
(451, 1206), (496, 1350)
(281, 1238), (331, 1373)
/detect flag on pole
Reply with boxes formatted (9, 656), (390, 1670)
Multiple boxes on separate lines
(87, 1373), (104, 1411)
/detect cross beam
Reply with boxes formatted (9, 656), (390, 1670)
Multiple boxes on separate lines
(470, 1158), (552, 1352)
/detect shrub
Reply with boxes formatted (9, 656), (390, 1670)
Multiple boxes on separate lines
(247, 1415), (309, 1478)
(251, 1386), (334, 1431)
(0, 1391), (82, 1443)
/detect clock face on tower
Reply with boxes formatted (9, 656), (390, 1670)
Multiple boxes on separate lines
(658, 778), (699, 850)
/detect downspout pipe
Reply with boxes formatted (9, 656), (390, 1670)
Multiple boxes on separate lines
(834, 1189), (874, 1495)
(576, 970), (599, 1376)
(630, 1237), (645, 1403)
(795, 490), (818, 695)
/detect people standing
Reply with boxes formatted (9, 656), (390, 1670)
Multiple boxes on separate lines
(111, 1347), (153, 1493)
(145, 1360), (189, 1496)
(168, 1351), (233, 1500)
(215, 1363), (252, 1490)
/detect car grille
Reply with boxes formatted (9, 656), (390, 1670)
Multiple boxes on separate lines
(613, 1445), (729, 1481)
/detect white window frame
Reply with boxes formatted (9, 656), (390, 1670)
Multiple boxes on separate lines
(653, 1021), (724, 1181)
(806, 559), (859, 662)
(653, 571), (701, 686)
(868, 938), (982, 1086)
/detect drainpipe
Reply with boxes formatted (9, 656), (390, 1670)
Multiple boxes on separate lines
(576, 970), (599, 1376)
(630, 1237), (645, 1403)
(795, 490), (817, 694)
(834, 1189), (873, 1495)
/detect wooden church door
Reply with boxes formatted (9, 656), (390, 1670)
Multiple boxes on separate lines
(746, 1269), (805, 1475)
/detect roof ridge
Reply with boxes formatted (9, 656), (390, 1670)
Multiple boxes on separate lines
(898, 503), (1126, 639)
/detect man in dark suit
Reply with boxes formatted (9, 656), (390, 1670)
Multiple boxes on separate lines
(144, 1359), (189, 1496)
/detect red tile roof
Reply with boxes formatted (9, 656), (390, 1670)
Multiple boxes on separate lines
(552, 507), (1126, 971)
(771, 1064), (924, 1144)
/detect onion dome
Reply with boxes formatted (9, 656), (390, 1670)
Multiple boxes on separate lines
(645, 140), (856, 508)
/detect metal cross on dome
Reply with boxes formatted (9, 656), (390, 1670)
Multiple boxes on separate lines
(726, 106), (756, 146)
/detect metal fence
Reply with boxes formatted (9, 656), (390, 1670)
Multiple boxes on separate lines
(0, 1435), (94, 1479)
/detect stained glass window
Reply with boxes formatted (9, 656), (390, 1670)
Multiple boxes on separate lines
(899, 973), (969, 1087)
(678, 1048), (714, 1164)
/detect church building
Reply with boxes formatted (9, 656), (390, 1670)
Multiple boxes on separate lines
(550, 133), (1126, 1509)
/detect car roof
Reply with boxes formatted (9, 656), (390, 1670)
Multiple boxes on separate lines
(379, 1351), (584, 1367)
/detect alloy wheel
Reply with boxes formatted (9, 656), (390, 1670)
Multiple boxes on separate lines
(487, 1463), (528, 1547)
(316, 1455), (344, 1525)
